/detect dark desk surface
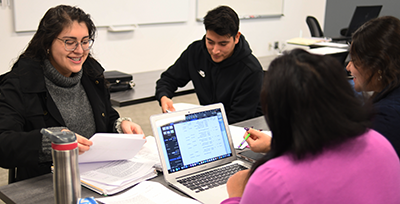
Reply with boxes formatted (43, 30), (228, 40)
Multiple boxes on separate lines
(0, 173), (183, 204)
(110, 55), (276, 107)
(110, 69), (195, 107)
(233, 116), (269, 131)
(0, 116), (267, 203)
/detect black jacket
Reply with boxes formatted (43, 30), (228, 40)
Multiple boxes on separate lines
(0, 57), (119, 181)
(156, 35), (263, 124)
(373, 85), (400, 158)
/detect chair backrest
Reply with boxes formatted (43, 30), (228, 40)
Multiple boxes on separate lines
(306, 16), (324, 37)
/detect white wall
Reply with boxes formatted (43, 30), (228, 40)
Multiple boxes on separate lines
(0, 0), (326, 75)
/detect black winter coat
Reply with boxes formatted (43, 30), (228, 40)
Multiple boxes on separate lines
(0, 57), (119, 181)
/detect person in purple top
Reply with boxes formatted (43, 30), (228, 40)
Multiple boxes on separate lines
(221, 49), (400, 204)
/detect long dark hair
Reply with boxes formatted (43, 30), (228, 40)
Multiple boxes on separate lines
(250, 49), (371, 176)
(19, 5), (96, 63)
(350, 16), (400, 101)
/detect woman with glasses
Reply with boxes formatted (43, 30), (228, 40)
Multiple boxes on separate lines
(0, 5), (143, 182)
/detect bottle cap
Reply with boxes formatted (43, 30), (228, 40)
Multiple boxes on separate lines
(41, 128), (77, 144)
(41, 128), (78, 150)
(77, 197), (98, 204)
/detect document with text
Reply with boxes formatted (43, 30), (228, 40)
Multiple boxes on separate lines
(80, 159), (157, 195)
(78, 135), (160, 195)
(133, 136), (162, 171)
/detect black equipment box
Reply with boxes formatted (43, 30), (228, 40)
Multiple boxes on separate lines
(104, 70), (135, 92)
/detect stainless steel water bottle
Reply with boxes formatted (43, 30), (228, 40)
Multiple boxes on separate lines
(41, 128), (81, 204)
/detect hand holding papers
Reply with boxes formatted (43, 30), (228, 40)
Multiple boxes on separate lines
(78, 133), (145, 163)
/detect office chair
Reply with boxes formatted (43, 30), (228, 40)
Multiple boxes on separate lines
(306, 16), (324, 37)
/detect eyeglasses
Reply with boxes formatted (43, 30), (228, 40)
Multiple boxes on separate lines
(57, 38), (94, 51)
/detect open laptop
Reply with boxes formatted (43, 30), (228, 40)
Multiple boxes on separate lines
(331, 5), (382, 41)
(150, 103), (251, 204)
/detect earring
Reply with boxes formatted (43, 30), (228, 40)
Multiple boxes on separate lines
(378, 70), (382, 81)
(47, 49), (49, 54)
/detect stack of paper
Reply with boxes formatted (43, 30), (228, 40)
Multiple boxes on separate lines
(286, 37), (330, 46)
(80, 159), (157, 195)
(133, 136), (162, 171)
(78, 134), (160, 195)
(308, 47), (348, 55)
(312, 41), (349, 49)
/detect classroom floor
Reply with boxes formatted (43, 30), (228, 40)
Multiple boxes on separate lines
(0, 93), (199, 203)
(0, 168), (7, 204)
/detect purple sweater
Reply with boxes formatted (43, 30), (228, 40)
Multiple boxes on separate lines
(221, 129), (400, 204)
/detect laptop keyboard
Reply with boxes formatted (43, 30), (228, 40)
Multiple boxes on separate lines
(177, 164), (247, 193)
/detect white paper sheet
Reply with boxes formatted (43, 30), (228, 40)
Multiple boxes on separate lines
(79, 159), (157, 195)
(308, 47), (348, 55)
(173, 103), (201, 111)
(313, 42), (349, 48)
(133, 136), (162, 170)
(78, 133), (145, 163)
(96, 181), (201, 204)
(78, 136), (158, 195)
(80, 159), (154, 185)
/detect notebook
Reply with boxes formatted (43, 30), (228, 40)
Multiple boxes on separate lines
(150, 103), (251, 204)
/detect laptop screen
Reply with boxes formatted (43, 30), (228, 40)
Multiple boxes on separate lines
(156, 108), (233, 174)
(345, 5), (382, 37)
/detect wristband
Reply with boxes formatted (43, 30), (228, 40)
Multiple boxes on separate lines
(115, 117), (132, 133)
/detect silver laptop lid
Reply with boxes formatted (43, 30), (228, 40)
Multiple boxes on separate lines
(150, 103), (238, 181)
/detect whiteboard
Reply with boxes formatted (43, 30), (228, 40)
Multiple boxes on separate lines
(196, 0), (284, 20)
(13, 0), (189, 32)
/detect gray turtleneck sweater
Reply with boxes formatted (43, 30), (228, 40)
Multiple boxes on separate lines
(39, 59), (97, 163)
(43, 59), (96, 138)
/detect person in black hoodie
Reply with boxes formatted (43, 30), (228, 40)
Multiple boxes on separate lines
(155, 5), (263, 124)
